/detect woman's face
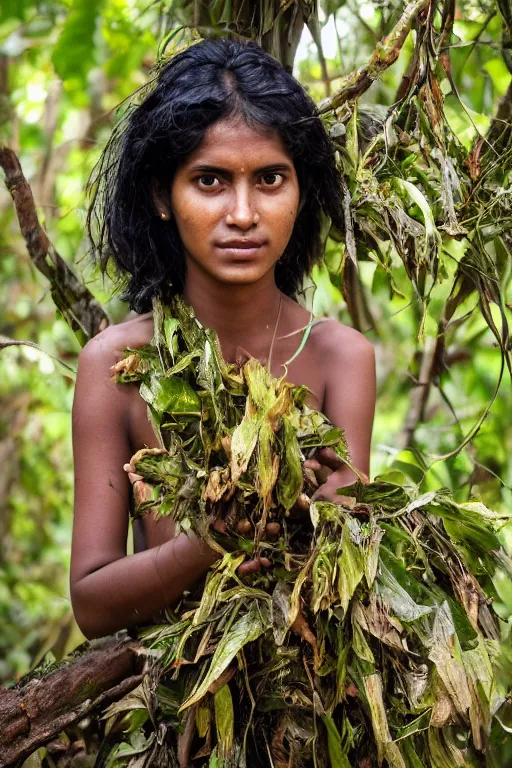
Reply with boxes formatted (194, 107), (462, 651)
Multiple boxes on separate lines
(164, 117), (300, 289)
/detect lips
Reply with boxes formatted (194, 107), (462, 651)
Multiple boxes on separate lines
(215, 239), (266, 259)
(216, 239), (266, 249)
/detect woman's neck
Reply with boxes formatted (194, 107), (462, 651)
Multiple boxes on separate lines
(182, 268), (283, 363)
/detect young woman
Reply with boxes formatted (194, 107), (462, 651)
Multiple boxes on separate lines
(71, 38), (376, 640)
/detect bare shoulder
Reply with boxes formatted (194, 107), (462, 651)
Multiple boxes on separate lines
(310, 316), (375, 364)
(73, 313), (155, 427)
(79, 312), (154, 368)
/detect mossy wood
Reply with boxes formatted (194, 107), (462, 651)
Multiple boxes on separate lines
(0, 639), (143, 767)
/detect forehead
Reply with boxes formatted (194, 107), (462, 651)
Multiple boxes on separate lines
(183, 118), (292, 168)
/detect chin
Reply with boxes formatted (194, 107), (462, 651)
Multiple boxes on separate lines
(213, 265), (275, 286)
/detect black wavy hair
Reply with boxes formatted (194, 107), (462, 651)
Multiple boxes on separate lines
(87, 38), (344, 313)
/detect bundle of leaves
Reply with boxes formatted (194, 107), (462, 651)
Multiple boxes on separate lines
(107, 296), (511, 768)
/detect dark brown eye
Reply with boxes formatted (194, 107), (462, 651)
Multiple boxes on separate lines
(197, 175), (219, 188)
(260, 173), (284, 188)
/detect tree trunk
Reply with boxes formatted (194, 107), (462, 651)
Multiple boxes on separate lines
(192, 0), (314, 70)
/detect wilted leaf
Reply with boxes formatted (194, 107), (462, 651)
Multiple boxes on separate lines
(214, 683), (234, 758)
(181, 601), (270, 709)
(111, 295), (510, 764)
(276, 416), (303, 510)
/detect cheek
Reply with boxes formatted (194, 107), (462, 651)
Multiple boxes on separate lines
(266, 196), (299, 239)
(175, 189), (223, 225)
(172, 192), (211, 233)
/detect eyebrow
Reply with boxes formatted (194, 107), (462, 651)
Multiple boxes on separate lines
(187, 163), (293, 175)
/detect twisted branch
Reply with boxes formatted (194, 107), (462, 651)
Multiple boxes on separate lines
(318, 0), (429, 112)
(0, 147), (109, 345)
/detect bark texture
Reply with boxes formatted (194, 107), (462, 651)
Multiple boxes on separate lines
(0, 147), (109, 345)
(0, 639), (144, 767)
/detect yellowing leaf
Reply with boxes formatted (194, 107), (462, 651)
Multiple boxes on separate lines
(214, 684), (234, 759)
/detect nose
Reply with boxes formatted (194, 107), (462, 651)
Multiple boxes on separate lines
(225, 183), (260, 229)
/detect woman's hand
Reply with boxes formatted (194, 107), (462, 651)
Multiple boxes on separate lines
(123, 463), (153, 509)
(304, 447), (369, 504)
(124, 462), (276, 577)
(124, 448), (369, 580)
(211, 517), (278, 575)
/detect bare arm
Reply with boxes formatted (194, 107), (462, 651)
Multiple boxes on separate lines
(309, 323), (376, 498)
(70, 328), (218, 639)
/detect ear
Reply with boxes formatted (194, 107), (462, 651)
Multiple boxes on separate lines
(151, 178), (172, 220)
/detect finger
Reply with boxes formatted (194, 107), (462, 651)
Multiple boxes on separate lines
(123, 463), (136, 473)
(236, 519), (252, 536)
(303, 466), (319, 490)
(311, 485), (345, 503)
(128, 472), (144, 484)
(311, 488), (356, 505)
(310, 475), (339, 503)
(289, 493), (311, 518)
(238, 559), (262, 575)
(263, 522), (280, 540)
(315, 447), (345, 471)
(133, 479), (153, 506)
(359, 471), (370, 485)
(314, 466), (333, 485)
(238, 556), (272, 574)
(304, 459), (322, 471)
(212, 518), (227, 534)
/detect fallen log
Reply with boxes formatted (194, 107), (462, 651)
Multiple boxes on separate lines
(0, 638), (144, 767)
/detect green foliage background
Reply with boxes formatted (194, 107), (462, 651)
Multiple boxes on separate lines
(0, 0), (510, 737)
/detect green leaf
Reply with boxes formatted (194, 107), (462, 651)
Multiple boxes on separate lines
(214, 683), (234, 759)
(393, 179), (439, 244)
(52, 0), (106, 87)
(193, 554), (245, 626)
(401, 738), (427, 768)
(376, 562), (432, 623)
(321, 713), (352, 768)
(394, 709), (432, 741)
(390, 449), (427, 485)
(276, 416), (303, 510)
(140, 374), (201, 420)
(428, 602), (472, 716)
(196, 704), (210, 738)
(337, 517), (365, 615)
(181, 601), (270, 710)
(427, 727), (471, 767)
(209, 749), (224, 768)
(363, 673), (406, 768)
(230, 410), (261, 481)
(351, 602), (375, 664)
(0, 0), (33, 23)
(163, 317), (180, 357)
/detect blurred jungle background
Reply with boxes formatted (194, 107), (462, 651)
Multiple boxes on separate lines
(0, 0), (511, 760)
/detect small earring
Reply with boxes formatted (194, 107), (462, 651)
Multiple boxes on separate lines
(160, 211), (170, 221)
